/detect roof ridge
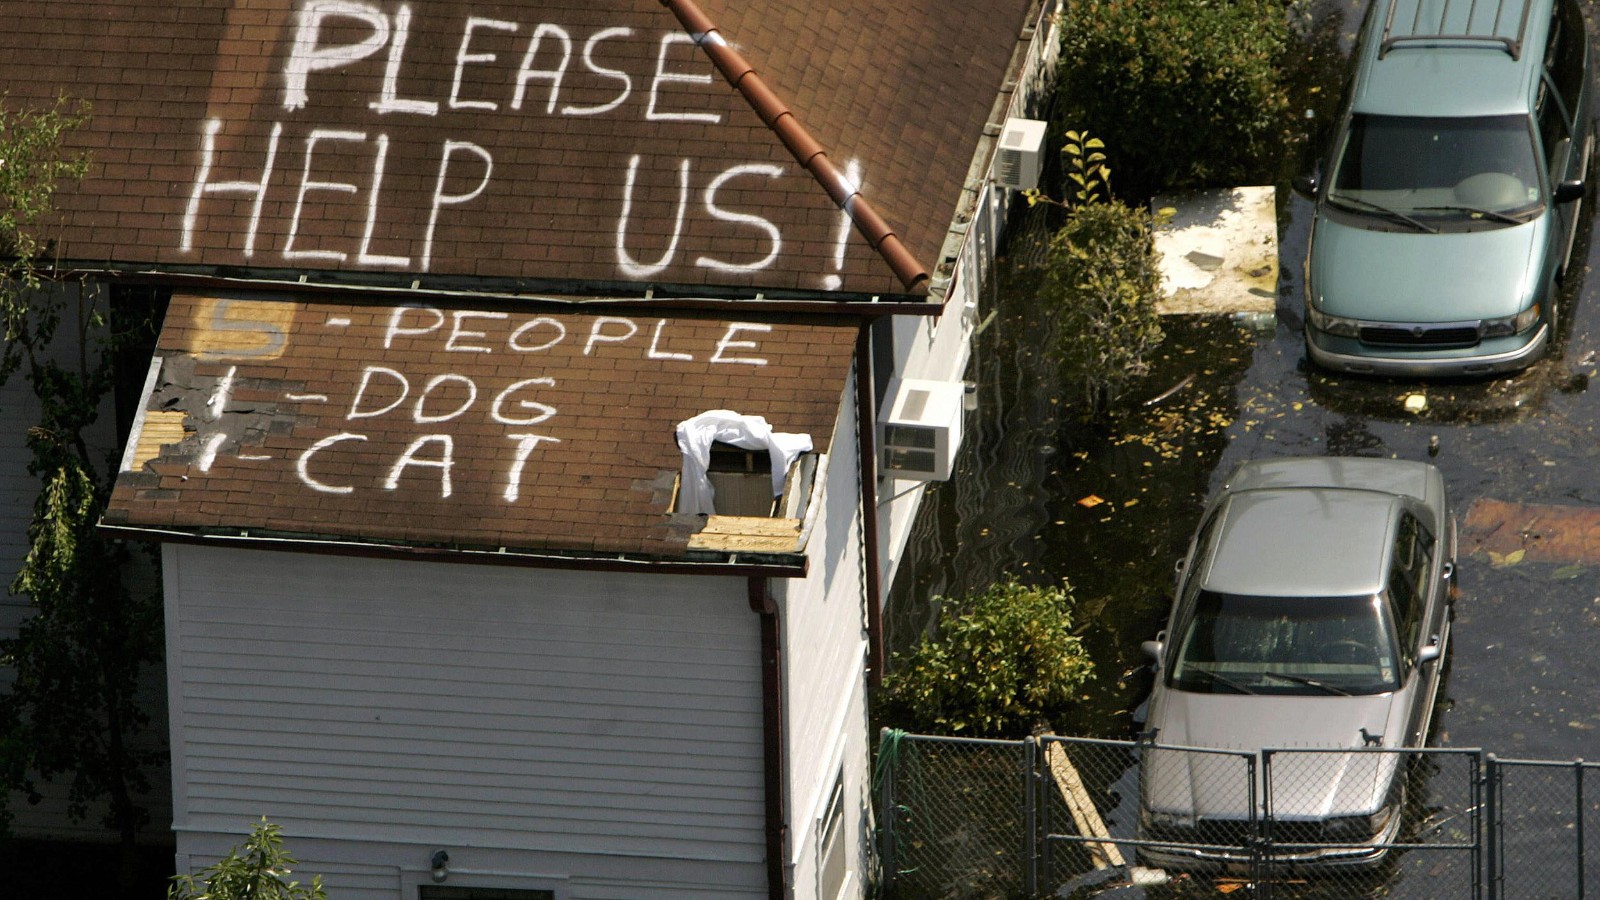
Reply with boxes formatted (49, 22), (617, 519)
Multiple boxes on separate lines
(660, 0), (931, 292)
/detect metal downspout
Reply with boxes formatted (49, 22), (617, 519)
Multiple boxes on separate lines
(749, 576), (788, 899)
(856, 325), (885, 688)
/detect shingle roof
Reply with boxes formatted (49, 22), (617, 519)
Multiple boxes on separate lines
(103, 292), (859, 561)
(3, 0), (1033, 299)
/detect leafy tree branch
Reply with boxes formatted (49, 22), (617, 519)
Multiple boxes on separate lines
(0, 95), (164, 892)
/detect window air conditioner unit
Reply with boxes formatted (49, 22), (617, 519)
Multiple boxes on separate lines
(993, 117), (1047, 191)
(880, 378), (963, 481)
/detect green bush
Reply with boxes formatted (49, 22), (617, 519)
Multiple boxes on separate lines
(168, 819), (325, 900)
(1057, 0), (1291, 197)
(1040, 198), (1165, 412)
(878, 579), (1094, 738)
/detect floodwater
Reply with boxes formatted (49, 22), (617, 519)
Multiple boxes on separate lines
(882, 4), (1600, 886)
(887, 0), (1600, 763)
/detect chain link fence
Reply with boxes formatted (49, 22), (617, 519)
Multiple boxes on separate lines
(877, 731), (1036, 898)
(1489, 757), (1600, 899)
(877, 730), (1593, 898)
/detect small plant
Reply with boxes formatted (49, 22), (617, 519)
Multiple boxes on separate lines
(1062, 130), (1111, 208)
(877, 578), (1093, 738)
(168, 818), (326, 900)
(1056, 0), (1291, 198)
(1027, 130), (1111, 211)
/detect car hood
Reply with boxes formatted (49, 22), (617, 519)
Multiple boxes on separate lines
(1144, 691), (1403, 820)
(1311, 215), (1547, 321)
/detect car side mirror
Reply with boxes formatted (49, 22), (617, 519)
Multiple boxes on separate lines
(1554, 179), (1585, 203)
(1418, 641), (1443, 665)
(1292, 172), (1320, 197)
(1141, 638), (1165, 664)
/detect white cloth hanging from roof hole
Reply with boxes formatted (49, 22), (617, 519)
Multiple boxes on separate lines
(674, 410), (813, 517)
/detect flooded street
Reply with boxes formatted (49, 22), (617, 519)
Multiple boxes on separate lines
(885, 0), (1600, 765)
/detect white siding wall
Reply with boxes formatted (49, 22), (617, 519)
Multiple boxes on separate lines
(876, 2), (1065, 588)
(165, 545), (767, 899)
(780, 388), (872, 900)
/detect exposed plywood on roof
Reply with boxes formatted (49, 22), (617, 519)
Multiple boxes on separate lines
(1, 0), (1035, 298)
(687, 516), (803, 553)
(105, 292), (857, 560)
(131, 410), (191, 471)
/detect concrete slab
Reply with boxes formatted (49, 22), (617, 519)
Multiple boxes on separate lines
(1152, 185), (1278, 317)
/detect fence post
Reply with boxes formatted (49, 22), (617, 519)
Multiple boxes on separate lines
(1038, 736), (1052, 889)
(1485, 752), (1498, 900)
(1470, 752), (1483, 900)
(1024, 735), (1038, 897)
(1577, 758), (1586, 900)
(1256, 750), (1269, 900)
(878, 728), (897, 896)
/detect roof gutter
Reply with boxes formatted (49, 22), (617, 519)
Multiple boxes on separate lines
(660, 0), (931, 293)
(97, 523), (810, 578)
(748, 576), (790, 900)
(66, 267), (944, 316)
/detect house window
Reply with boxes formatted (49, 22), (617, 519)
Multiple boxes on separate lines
(672, 440), (816, 519)
(817, 769), (849, 900)
(704, 442), (778, 516)
(419, 888), (554, 900)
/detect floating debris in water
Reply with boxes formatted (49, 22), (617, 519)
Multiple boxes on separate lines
(1232, 310), (1276, 332)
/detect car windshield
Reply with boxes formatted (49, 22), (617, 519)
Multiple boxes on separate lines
(1170, 591), (1399, 696)
(1328, 113), (1542, 221)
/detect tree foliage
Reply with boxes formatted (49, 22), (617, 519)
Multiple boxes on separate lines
(169, 819), (327, 900)
(1057, 0), (1292, 198)
(0, 96), (89, 268)
(0, 95), (164, 889)
(1040, 198), (1166, 412)
(878, 579), (1094, 738)
(1030, 132), (1165, 413)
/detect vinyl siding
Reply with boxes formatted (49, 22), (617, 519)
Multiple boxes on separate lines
(166, 545), (766, 896)
(782, 389), (873, 900)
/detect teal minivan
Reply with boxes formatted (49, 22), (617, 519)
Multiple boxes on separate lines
(1303, 0), (1593, 377)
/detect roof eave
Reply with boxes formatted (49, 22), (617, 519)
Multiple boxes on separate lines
(49, 261), (942, 315)
(98, 521), (810, 578)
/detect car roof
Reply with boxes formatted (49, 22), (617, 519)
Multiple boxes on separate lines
(1200, 487), (1400, 598)
(1351, 0), (1551, 118)
(1222, 456), (1438, 505)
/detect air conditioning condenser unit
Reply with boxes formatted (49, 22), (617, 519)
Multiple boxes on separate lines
(880, 378), (964, 481)
(993, 117), (1047, 191)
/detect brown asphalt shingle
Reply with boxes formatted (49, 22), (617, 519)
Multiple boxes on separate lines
(106, 293), (859, 559)
(1, 0), (1032, 298)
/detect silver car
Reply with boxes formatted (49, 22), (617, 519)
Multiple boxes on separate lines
(1137, 457), (1456, 870)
